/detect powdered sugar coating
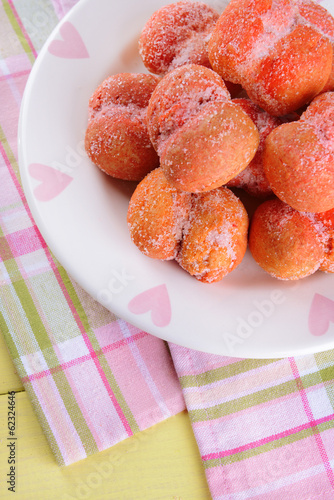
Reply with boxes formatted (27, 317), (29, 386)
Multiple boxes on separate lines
(263, 91), (334, 213)
(177, 187), (248, 282)
(127, 167), (192, 260)
(85, 73), (160, 181)
(249, 198), (325, 280)
(127, 170), (248, 283)
(139, 1), (219, 75)
(147, 64), (260, 192)
(310, 208), (334, 273)
(298, 0), (334, 92)
(208, 0), (334, 115)
(147, 64), (230, 153)
(300, 91), (334, 151)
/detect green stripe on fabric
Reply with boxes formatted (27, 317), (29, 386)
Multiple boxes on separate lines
(4, 259), (22, 283)
(56, 265), (98, 347)
(319, 366), (334, 384)
(189, 379), (298, 422)
(190, 370), (325, 423)
(22, 383), (66, 466)
(203, 419), (334, 470)
(1, 0), (35, 65)
(56, 265), (140, 434)
(95, 354), (140, 434)
(302, 370), (325, 390)
(0, 236), (14, 261)
(0, 311), (20, 360)
(0, 284), (38, 360)
(0, 124), (22, 185)
(314, 350), (334, 368)
(180, 358), (278, 389)
(13, 278), (61, 354)
(314, 352), (334, 413)
(51, 370), (100, 456)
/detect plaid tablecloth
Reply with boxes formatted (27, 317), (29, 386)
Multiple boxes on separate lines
(1, 0), (334, 498)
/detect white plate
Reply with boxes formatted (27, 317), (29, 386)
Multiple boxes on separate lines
(18, 0), (334, 358)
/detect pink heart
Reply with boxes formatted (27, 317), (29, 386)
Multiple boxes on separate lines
(128, 285), (171, 327)
(308, 293), (334, 336)
(48, 22), (89, 59)
(29, 163), (73, 202)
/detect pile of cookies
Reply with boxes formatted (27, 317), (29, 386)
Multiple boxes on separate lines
(85, 0), (334, 282)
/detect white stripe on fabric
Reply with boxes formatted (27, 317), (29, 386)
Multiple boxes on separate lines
(118, 319), (171, 419)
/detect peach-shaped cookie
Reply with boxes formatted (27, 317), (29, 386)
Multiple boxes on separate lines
(127, 169), (248, 282)
(85, 73), (160, 181)
(138, 1), (219, 76)
(177, 187), (248, 283)
(147, 64), (260, 192)
(263, 92), (334, 213)
(147, 64), (230, 151)
(127, 167), (192, 260)
(227, 98), (281, 197)
(208, 0), (334, 115)
(249, 199), (325, 280)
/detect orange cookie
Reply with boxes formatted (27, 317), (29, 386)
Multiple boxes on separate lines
(298, 0), (334, 93)
(312, 208), (334, 273)
(85, 73), (160, 181)
(127, 167), (191, 260)
(127, 169), (248, 283)
(177, 187), (249, 283)
(139, 1), (219, 75)
(227, 98), (281, 197)
(263, 92), (334, 213)
(147, 64), (260, 192)
(208, 0), (334, 115)
(249, 199), (325, 280)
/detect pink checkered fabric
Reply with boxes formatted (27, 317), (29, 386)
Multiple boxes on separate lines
(1, 2), (334, 500)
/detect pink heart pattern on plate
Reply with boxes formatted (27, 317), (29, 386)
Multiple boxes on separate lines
(128, 284), (171, 327)
(29, 163), (73, 202)
(48, 22), (89, 59)
(308, 293), (334, 336)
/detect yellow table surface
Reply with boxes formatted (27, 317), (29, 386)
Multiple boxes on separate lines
(0, 331), (211, 499)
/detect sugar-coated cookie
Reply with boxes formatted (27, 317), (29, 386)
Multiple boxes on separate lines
(249, 199), (325, 280)
(85, 73), (160, 181)
(147, 64), (260, 192)
(139, 1), (219, 75)
(208, 0), (334, 115)
(177, 187), (249, 282)
(263, 92), (334, 213)
(127, 167), (192, 260)
(127, 168), (249, 282)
